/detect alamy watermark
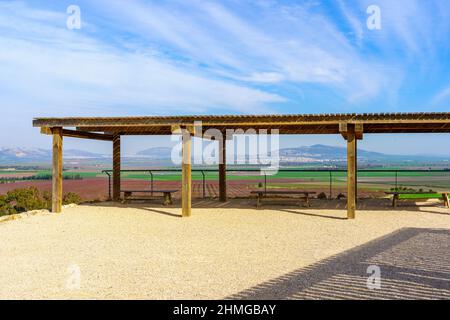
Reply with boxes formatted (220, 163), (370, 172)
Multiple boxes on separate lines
(66, 5), (81, 30)
(170, 121), (280, 174)
(367, 5), (382, 30)
(366, 265), (381, 290)
(64, 4), (380, 34)
(65, 264), (81, 290)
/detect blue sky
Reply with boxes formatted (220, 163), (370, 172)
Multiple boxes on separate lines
(0, 0), (449, 155)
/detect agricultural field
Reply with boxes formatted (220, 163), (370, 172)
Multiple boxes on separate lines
(1, 167), (449, 202)
(0, 178), (109, 202)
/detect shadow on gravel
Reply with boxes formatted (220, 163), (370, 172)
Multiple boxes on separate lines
(228, 228), (450, 299)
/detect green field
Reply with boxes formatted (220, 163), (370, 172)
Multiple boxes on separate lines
(399, 193), (443, 199)
(0, 170), (102, 178)
(120, 170), (447, 181)
(2, 169), (449, 194)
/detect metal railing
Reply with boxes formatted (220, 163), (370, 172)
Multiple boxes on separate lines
(102, 168), (450, 200)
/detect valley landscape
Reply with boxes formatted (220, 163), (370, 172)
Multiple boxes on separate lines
(2, 0), (450, 304)
(1, 144), (449, 204)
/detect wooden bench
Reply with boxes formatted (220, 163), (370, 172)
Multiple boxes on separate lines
(121, 190), (178, 205)
(385, 191), (450, 208)
(250, 190), (316, 208)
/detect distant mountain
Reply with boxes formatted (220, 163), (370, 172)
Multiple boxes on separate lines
(64, 149), (107, 159)
(0, 147), (51, 162)
(0, 144), (448, 165)
(136, 144), (450, 163)
(0, 147), (106, 163)
(133, 144), (450, 164)
(279, 144), (385, 162)
(278, 144), (450, 163)
(136, 147), (172, 159)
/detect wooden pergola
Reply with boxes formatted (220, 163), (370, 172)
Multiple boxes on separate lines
(33, 112), (450, 219)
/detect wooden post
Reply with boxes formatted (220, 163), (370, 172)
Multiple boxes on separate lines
(347, 124), (356, 219)
(219, 138), (227, 202)
(182, 130), (192, 217)
(355, 138), (358, 203)
(442, 193), (449, 208)
(393, 194), (399, 208)
(52, 127), (63, 213)
(112, 134), (121, 201)
(354, 123), (362, 205)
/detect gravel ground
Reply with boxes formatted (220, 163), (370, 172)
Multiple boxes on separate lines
(0, 200), (449, 299)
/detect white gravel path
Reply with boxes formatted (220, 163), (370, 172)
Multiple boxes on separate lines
(1, 201), (449, 299)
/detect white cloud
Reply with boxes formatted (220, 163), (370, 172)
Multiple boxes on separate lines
(432, 87), (450, 106)
(0, 0), (448, 153)
(1, 0), (448, 123)
(337, 0), (365, 44)
(0, 1), (284, 117)
(355, 0), (450, 61)
(237, 72), (286, 84)
(95, 0), (396, 103)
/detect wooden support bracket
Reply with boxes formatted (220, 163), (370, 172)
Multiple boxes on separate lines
(340, 123), (363, 140)
(171, 124), (196, 136)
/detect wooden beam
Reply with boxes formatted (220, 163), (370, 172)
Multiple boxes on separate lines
(112, 135), (121, 201)
(182, 131), (192, 217)
(219, 138), (227, 202)
(76, 126), (342, 136)
(63, 129), (113, 141)
(32, 113), (450, 129)
(41, 127), (114, 141)
(73, 120), (450, 136)
(346, 124), (356, 219)
(52, 127), (63, 213)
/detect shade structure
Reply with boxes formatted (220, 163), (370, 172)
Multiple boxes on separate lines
(33, 112), (450, 218)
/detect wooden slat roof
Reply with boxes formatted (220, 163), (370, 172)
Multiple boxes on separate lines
(33, 112), (450, 135)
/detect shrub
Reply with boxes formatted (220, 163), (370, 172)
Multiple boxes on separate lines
(317, 192), (327, 200)
(0, 195), (17, 216)
(63, 192), (82, 205)
(42, 190), (52, 208)
(0, 187), (82, 216)
(6, 187), (47, 213)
